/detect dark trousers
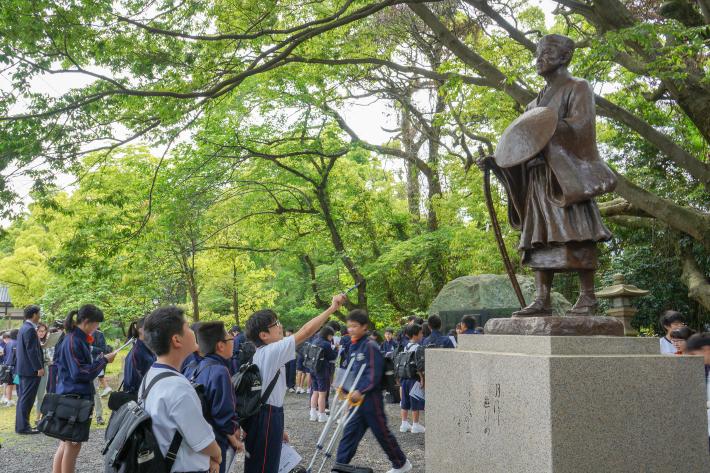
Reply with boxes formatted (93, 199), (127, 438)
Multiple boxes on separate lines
(285, 360), (296, 389)
(336, 390), (406, 469)
(16, 375), (40, 432)
(46, 364), (58, 394)
(244, 404), (284, 473)
(217, 439), (229, 473)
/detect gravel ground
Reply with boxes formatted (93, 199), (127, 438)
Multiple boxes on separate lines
(0, 391), (425, 473)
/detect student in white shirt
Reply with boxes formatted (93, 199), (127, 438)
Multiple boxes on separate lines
(243, 293), (347, 473)
(142, 306), (222, 473)
(659, 310), (686, 355)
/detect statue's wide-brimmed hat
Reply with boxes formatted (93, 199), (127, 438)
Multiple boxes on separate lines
(494, 107), (558, 168)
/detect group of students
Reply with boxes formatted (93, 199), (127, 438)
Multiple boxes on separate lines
(40, 292), (421, 473)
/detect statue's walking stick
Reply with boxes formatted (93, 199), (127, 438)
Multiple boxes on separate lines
(482, 159), (526, 309)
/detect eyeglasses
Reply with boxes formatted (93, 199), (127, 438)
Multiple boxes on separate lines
(267, 320), (282, 329)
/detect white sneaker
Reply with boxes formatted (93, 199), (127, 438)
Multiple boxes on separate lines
(411, 423), (425, 433)
(318, 413), (329, 423)
(288, 388), (295, 393)
(309, 409), (318, 421)
(386, 460), (412, 473)
(399, 421), (411, 433)
(6, 399), (15, 406)
(296, 388), (304, 394)
(100, 386), (112, 397)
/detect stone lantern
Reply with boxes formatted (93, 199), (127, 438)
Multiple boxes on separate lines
(595, 274), (649, 336)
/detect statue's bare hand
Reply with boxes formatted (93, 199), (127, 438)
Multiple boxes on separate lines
(475, 156), (494, 171)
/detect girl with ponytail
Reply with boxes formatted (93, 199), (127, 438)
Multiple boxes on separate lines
(122, 316), (155, 393)
(52, 305), (118, 473)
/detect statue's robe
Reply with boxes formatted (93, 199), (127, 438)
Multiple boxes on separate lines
(493, 74), (617, 271)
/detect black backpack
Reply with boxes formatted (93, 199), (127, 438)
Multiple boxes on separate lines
(394, 346), (425, 380)
(237, 340), (257, 367)
(231, 361), (281, 422)
(381, 354), (399, 402)
(302, 342), (325, 373)
(103, 372), (182, 473)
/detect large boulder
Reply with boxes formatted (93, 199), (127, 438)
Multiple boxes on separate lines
(428, 274), (572, 318)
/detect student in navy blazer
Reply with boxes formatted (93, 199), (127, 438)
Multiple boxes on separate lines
(15, 305), (44, 434)
(53, 305), (118, 473)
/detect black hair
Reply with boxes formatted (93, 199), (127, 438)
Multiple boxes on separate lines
(64, 304), (104, 332)
(10, 329), (18, 340)
(407, 315), (416, 322)
(414, 317), (424, 326)
(24, 305), (41, 320)
(461, 315), (476, 330)
(326, 320), (341, 333)
(660, 310), (685, 328)
(127, 316), (146, 340)
(686, 333), (710, 352)
(2, 331), (9, 339)
(428, 314), (442, 331)
(246, 309), (278, 346)
(404, 323), (422, 339)
(346, 309), (370, 327)
(36, 322), (48, 341)
(422, 323), (431, 338)
(670, 326), (693, 340)
(197, 321), (228, 355)
(143, 306), (187, 356)
(230, 325), (241, 334)
(384, 327), (394, 334)
(319, 326), (335, 339)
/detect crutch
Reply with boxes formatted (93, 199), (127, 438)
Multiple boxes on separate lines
(315, 390), (365, 473)
(306, 358), (362, 472)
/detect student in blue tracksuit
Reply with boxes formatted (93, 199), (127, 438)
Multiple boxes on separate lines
(380, 328), (396, 356)
(399, 324), (425, 434)
(194, 322), (244, 473)
(180, 322), (203, 379)
(422, 315), (455, 348)
(15, 305), (44, 434)
(336, 310), (413, 473)
(122, 317), (156, 393)
(460, 315), (481, 335)
(309, 326), (337, 422)
(243, 293), (346, 473)
(53, 305), (118, 473)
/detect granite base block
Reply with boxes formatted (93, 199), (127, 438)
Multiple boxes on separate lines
(484, 315), (624, 336)
(425, 335), (709, 473)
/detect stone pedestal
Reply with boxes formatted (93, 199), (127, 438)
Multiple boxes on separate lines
(426, 335), (709, 473)
(484, 316), (624, 336)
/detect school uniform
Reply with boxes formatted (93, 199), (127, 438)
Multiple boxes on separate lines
(181, 351), (204, 379)
(194, 354), (239, 473)
(3, 338), (16, 369)
(15, 320), (44, 433)
(335, 337), (407, 469)
(55, 327), (108, 399)
(230, 331), (246, 373)
(285, 358), (296, 389)
(422, 330), (455, 349)
(338, 334), (351, 369)
(123, 339), (156, 393)
(46, 333), (64, 394)
(244, 335), (296, 473)
(380, 339), (396, 356)
(399, 342), (424, 412)
(659, 336), (676, 355)
(141, 363), (216, 473)
(311, 336), (337, 392)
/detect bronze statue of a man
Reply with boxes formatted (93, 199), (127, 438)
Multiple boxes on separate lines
(487, 34), (617, 317)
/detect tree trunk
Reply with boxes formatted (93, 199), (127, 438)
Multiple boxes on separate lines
(401, 106), (421, 221)
(315, 186), (367, 309)
(232, 260), (239, 326)
(681, 247), (710, 311)
(303, 254), (328, 309)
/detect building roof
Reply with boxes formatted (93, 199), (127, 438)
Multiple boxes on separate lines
(0, 286), (10, 305)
